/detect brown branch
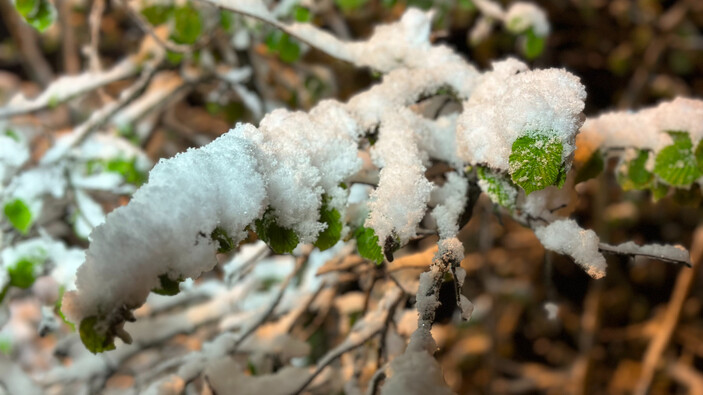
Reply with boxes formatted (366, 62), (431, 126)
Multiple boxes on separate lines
(634, 226), (703, 395)
(0, 0), (53, 87)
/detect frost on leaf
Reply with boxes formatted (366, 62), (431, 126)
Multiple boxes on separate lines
(654, 132), (701, 187)
(509, 132), (566, 195)
(477, 167), (517, 209)
(535, 219), (606, 279)
(458, 64), (586, 172)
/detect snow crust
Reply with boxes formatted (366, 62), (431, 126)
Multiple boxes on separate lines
(505, 2), (550, 36)
(534, 219), (606, 279)
(63, 129), (268, 323)
(579, 97), (703, 152)
(457, 60), (586, 171)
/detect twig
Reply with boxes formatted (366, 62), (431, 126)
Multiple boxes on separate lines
(117, 0), (195, 54)
(291, 287), (403, 394)
(598, 242), (692, 267)
(57, 0), (80, 74)
(0, 0), (53, 87)
(231, 246), (311, 352)
(87, 0), (105, 73)
(0, 58), (139, 118)
(633, 226), (703, 395)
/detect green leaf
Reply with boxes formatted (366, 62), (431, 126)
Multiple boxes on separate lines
(211, 227), (235, 253)
(575, 151), (604, 184)
(293, 6), (311, 22)
(8, 259), (37, 289)
(24, 0), (55, 32)
(457, 0), (475, 11)
(15, 0), (37, 17)
(695, 139), (703, 173)
(3, 129), (20, 142)
(55, 287), (75, 331)
(255, 210), (300, 254)
(220, 10), (235, 32)
(152, 274), (183, 296)
(314, 201), (342, 251)
(141, 4), (173, 25)
(166, 50), (184, 65)
(650, 182), (669, 201)
(353, 226), (383, 264)
(335, 0), (369, 12)
(509, 132), (564, 195)
(618, 150), (653, 190)
(477, 167), (517, 210)
(0, 336), (11, 355)
(0, 284), (9, 304)
(524, 29), (545, 60)
(653, 131), (701, 187)
(278, 34), (301, 63)
(4, 199), (32, 234)
(105, 157), (146, 185)
(79, 316), (116, 354)
(171, 3), (202, 45)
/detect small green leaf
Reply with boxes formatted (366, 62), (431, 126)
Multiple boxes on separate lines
(477, 167), (517, 210)
(4, 199), (32, 234)
(211, 227), (235, 253)
(314, 201), (342, 251)
(3, 129), (20, 142)
(654, 131), (701, 187)
(575, 151), (604, 184)
(0, 336), (11, 355)
(650, 182), (669, 201)
(141, 4), (173, 25)
(618, 150), (653, 190)
(524, 29), (545, 60)
(171, 3), (202, 45)
(166, 50), (184, 65)
(335, 0), (369, 12)
(278, 33), (301, 63)
(695, 139), (703, 173)
(15, 0), (37, 17)
(293, 6), (311, 22)
(105, 157), (146, 185)
(22, 0), (55, 32)
(152, 274), (183, 296)
(255, 210), (300, 254)
(55, 287), (75, 331)
(220, 10), (235, 32)
(79, 316), (116, 354)
(353, 226), (383, 264)
(457, 0), (475, 11)
(8, 259), (37, 289)
(509, 132), (564, 195)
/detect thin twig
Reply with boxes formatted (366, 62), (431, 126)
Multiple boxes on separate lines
(598, 242), (692, 267)
(231, 247), (312, 352)
(0, 0), (53, 87)
(292, 287), (403, 394)
(634, 226), (703, 395)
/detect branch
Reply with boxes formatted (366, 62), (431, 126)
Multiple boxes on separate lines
(0, 58), (139, 118)
(291, 287), (403, 394)
(634, 226), (703, 395)
(599, 241), (692, 267)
